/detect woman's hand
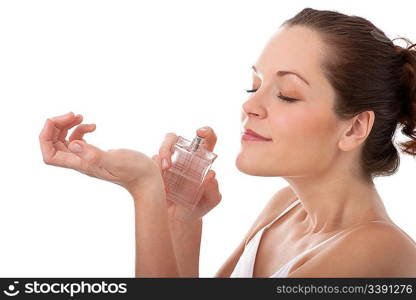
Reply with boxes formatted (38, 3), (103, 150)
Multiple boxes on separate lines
(152, 127), (222, 222)
(39, 112), (161, 194)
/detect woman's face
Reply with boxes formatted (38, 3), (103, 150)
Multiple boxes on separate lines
(236, 25), (343, 177)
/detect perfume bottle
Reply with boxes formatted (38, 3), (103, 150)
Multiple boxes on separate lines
(162, 135), (218, 210)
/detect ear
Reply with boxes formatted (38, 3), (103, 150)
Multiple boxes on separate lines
(338, 110), (375, 152)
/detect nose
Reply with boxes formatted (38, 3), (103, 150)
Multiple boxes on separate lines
(241, 95), (267, 120)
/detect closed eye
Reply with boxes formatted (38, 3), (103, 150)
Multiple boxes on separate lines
(244, 88), (299, 102)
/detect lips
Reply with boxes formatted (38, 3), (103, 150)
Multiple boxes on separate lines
(241, 129), (272, 141)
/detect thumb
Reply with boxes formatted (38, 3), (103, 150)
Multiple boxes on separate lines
(68, 140), (105, 167)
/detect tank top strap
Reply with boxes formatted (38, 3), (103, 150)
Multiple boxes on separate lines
(264, 199), (301, 230)
(244, 199), (301, 249)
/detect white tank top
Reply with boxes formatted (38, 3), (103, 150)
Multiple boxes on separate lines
(230, 199), (353, 277)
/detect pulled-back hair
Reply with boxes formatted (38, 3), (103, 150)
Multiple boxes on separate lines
(282, 8), (416, 181)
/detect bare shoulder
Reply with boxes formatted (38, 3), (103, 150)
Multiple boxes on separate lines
(342, 222), (416, 260)
(347, 221), (416, 246)
(289, 221), (416, 277)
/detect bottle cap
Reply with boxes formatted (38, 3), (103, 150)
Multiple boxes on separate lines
(190, 136), (205, 152)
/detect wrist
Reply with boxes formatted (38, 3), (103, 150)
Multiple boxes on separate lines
(169, 214), (202, 225)
(167, 207), (202, 225)
(127, 174), (166, 203)
(168, 213), (202, 231)
(168, 219), (202, 246)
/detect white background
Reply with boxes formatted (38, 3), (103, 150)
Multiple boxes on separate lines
(0, 0), (415, 277)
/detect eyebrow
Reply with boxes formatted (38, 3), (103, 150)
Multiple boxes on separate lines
(251, 65), (310, 86)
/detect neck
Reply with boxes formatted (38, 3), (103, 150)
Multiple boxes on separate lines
(284, 169), (390, 234)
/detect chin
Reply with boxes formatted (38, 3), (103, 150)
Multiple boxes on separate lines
(235, 151), (276, 177)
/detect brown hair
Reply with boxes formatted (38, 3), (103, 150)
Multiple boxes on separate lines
(281, 8), (416, 181)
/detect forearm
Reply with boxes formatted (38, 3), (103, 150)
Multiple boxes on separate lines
(168, 217), (202, 277)
(131, 181), (179, 277)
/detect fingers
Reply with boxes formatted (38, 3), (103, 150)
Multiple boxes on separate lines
(204, 169), (217, 184)
(159, 133), (178, 170)
(39, 118), (58, 163)
(69, 123), (96, 142)
(39, 112), (83, 154)
(196, 126), (217, 152)
(40, 112), (77, 161)
(39, 112), (75, 145)
(202, 170), (222, 206)
(50, 112), (78, 140)
(40, 117), (83, 169)
(40, 112), (113, 182)
(57, 114), (84, 144)
(158, 128), (216, 172)
(49, 111), (77, 129)
(40, 112), (96, 162)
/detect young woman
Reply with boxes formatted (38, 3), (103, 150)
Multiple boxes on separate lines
(39, 8), (416, 277)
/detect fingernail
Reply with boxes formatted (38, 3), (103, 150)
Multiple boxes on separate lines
(56, 112), (73, 118)
(198, 126), (208, 132)
(69, 142), (83, 153)
(162, 158), (169, 170)
(210, 171), (216, 181)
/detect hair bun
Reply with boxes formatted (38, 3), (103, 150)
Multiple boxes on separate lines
(393, 40), (416, 154)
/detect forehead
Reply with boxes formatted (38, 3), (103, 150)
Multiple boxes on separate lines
(254, 25), (326, 84)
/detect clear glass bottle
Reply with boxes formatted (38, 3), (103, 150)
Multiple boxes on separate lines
(162, 135), (218, 210)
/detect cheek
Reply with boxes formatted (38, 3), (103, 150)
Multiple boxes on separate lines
(269, 106), (338, 148)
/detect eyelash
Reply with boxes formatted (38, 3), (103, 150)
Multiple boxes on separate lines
(244, 88), (298, 102)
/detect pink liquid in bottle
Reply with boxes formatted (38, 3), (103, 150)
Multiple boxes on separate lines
(162, 135), (217, 210)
